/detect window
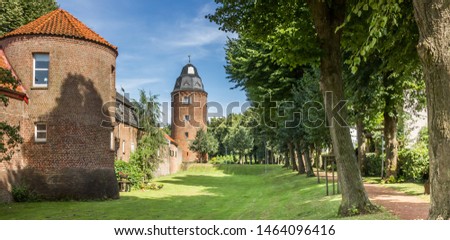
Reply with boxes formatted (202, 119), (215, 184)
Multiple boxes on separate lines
(131, 142), (135, 153)
(33, 53), (49, 87)
(35, 123), (47, 143)
(182, 96), (191, 104)
(187, 66), (195, 74)
(122, 140), (125, 154)
(110, 132), (114, 151)
(184, 115), (190, 122)
(185, 132), (189, 139)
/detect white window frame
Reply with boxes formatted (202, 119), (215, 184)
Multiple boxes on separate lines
(131, 142), (135, 153)
(110, 131), (115, 151)
(182, 96), (191, 104)
(35, 123), (47, 143)
(33, 53), (49, 87)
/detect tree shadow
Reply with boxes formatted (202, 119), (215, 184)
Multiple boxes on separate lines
(1, 73), (118, 201)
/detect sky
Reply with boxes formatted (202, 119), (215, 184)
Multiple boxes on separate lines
(58, 0), (247, 122)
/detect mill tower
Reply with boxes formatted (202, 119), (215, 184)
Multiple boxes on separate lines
(171, 63), (208, 162)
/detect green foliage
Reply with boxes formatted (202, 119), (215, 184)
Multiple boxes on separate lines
(114, 160), (144, 186)
(128, 90), (166, 181)
(398, 147), (429, 182)
(130, 130), (165, 181)
(0, 69), (23, 162)
(132, 89), (161, 132)
(189, 129), (219, 162)
(209, 155), (235, 164)
(365, 153), (383, 177)
(0, 0), (58, 35)
(11, 183), (40, 202)
(223, 125), (254, 158)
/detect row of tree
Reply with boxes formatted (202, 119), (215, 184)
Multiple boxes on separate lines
(205, 0), (449, 219)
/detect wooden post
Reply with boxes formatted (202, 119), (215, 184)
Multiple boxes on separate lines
(317, 154), (320, 183)
(332, 160), (335, 195)
(325, 156), (329, 196)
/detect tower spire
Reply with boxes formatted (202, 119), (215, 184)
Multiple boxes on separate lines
(188, 55), (191, 63)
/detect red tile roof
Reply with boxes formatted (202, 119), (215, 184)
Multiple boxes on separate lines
(0, 48), (28, 104)
(0, 9), (118, 54)
(164, 133), (178, 146)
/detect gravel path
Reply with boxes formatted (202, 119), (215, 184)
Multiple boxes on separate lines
(364, 183), (430, 220)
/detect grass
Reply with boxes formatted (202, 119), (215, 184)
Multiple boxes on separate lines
(0, 165), (395, 220)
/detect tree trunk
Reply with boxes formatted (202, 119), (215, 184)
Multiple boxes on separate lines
(288, 142), (298, 171)
(316, 147), (322, 170)
(304, 145), (315, 177)
(294, 142), (305, 174)
(307, 0), (375, 216)
(245, 154), (248, 164)
(357, 119), (367, 176)
(284, 147), (290, 168)
(383, 108), (399, 179)
(413, 0), (450, 219)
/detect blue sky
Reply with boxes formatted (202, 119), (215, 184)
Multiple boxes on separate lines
(58, 0), (247, 120)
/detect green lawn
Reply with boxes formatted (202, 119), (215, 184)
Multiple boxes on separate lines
(0, 165), (395, 220)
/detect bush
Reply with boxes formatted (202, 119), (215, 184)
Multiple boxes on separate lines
(398, 147), (429, 182)
(364, 153), (383, 177)
(114, 160), (145, 189)
(11, 184), (40, 202)
(210, 155), (234, 164)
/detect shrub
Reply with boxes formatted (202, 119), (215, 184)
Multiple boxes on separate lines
(114, 160), (145, 189)
(210, 155), (234, 164)
(398, 147), (429, 182)
(11, 184), (40, 202)
(364, 153), (383, 177)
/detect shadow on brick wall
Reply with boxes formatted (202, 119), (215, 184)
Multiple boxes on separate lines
(1, 73), (119, 201)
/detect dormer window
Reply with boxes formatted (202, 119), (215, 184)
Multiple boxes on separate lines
(187, 66), (195, 74)
(33, 53), (49, 87)
(182, 96), (191, 104)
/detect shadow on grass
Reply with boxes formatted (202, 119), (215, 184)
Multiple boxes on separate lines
(0, 165), (395, 220)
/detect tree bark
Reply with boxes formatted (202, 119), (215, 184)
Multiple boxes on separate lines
(413, 0), (450, 219)
(307, 0), (375, 216)
(356, 119), (367, 176)
(288, 142), (298, 171)
(284, 147), (290, 168)
(294, 142), (305, 174)
(304, 145), (316, 177)
(383, 108), (399, 179)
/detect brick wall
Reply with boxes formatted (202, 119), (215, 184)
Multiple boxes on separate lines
(114, 123), (138, 162)
(153, 142), (182, 178)
(0, 35), (119, 201)
(171, 91), (207, 162)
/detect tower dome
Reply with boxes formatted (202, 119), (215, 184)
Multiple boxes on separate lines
(173, 63), (205, 92)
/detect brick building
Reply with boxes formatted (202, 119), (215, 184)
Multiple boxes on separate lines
(114, 91), (139, 162)
(171, 63), (208, 163)
(0, 9), (119, 202)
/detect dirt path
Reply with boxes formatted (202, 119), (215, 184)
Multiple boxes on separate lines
(364, 183), (430, 220)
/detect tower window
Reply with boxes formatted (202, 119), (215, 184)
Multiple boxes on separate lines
(187, 66), (195, 74)
(33, 53), (49, 87)
(35, 123), (47, 143)
(182, 96), (191, 104)
(184, 115), (190, 122)
(185, 132), (189, 139)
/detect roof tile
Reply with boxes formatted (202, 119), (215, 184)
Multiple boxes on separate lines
(0, 9), (117, 53)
